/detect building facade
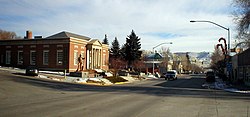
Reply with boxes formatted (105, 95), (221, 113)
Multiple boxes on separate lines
(232, 48), (250, 86)
(0, 31), (109, 72)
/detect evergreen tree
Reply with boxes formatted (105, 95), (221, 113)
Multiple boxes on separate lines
(210, 46), (225, 73)
(122, 30), (141, 67)
(110, 37), (120, 58)
(102, 34), (109, 44)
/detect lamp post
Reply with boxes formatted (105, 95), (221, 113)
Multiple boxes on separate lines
(190, 20), (230, 52)
(152, 42), (173, 75)
(190, 20), (232, 80)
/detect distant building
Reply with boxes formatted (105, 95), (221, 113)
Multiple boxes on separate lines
(0, 31), (109, 72)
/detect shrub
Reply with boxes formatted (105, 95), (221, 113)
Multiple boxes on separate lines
(105, 76), (128, 83)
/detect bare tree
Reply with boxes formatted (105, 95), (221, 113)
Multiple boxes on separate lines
(0, 29), (20, 40)
(159, 47), (171, 70)
(233, 0), (250, 47)
(132, 60), (146, 73)
(109, 58), (126, 78)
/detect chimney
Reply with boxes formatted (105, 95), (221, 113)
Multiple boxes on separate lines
(25, 30), (32, 39)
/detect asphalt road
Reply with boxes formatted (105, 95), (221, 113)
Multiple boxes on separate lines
(0, 71), (250, 117)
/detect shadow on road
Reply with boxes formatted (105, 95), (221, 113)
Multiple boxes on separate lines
(9, 73), (250, 100)
(155, 78), (205, 89)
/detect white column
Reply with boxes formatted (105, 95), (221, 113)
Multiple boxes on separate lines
(94, 49), (96, 69)
(86, 50), (90, 69)
(99, 49), (101, 68)
(97, 49), (99, 68)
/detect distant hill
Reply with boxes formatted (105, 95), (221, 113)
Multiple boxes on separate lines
(174, 52), (212, 68)
(174, 52), (212, 60)
(174, 52), (212, 61)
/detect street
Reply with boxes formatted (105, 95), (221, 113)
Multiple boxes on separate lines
(0, 71), (250, 117)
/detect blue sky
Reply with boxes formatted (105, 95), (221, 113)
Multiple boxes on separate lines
(0, 0), (237, 52)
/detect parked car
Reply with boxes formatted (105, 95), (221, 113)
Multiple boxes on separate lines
(164, 71), (177, 80)
(205, 71), (215, 82)
(26, 66), (39, 76)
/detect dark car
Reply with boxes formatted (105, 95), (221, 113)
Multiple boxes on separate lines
(164, 71), (177, 80)
(206, 71), (215, 82)
(26, 66), (39, 76)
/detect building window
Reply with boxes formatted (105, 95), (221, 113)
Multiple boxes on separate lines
(1, 55), (3, 64)
(30, 51), (36, 65)
(57, 50), (63, 65)
(81, 51), (85, 58)
(18, 46), (23, 48)
(43, 45), (49, 48)
(57, 45), (63, 48)
(74, 50), (78, 65)
(43, 50), (49, 65)
(103, 54), (106, 66)
(30, 45), (36, 48)
(18, 51), (23, 65)
(6, 51), (11, 64)
(6, 46), (11, 49)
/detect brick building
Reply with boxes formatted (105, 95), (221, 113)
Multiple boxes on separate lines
(0, 31), (109, 72)
(232, 48), (250, 86)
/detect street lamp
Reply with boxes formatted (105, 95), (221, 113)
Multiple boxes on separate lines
(190, 20), (230, 51)
(152, 42), (173, 75)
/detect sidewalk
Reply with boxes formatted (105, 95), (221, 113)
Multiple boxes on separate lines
(202, 78), (250, 94)
(0, 66), (111, 85)
(0, 66), (143, 86)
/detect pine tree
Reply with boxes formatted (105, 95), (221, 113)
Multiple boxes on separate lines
(102, 34), (109, 44)
(122, 30), (141, 67)
(110, 37), (120, 58)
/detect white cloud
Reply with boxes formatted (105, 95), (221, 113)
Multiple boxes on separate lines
(0, 0), (236, 52)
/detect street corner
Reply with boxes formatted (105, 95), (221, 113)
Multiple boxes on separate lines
(202, 81), (250, 94)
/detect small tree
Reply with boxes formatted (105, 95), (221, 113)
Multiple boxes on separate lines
(122, 30), (141, 68)
(210, 46), (225, 74)
(160, 47), (171, 71)
(132, 60), (146, 73)
(109, 57), (126, 78)
(181, 52), (191, 73)
(102, 34), (109, 45)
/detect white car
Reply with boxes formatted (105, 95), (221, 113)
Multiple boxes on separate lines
(164, 71), (177, 80)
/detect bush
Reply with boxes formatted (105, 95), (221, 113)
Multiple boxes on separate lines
(105, 76), (128, 83)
